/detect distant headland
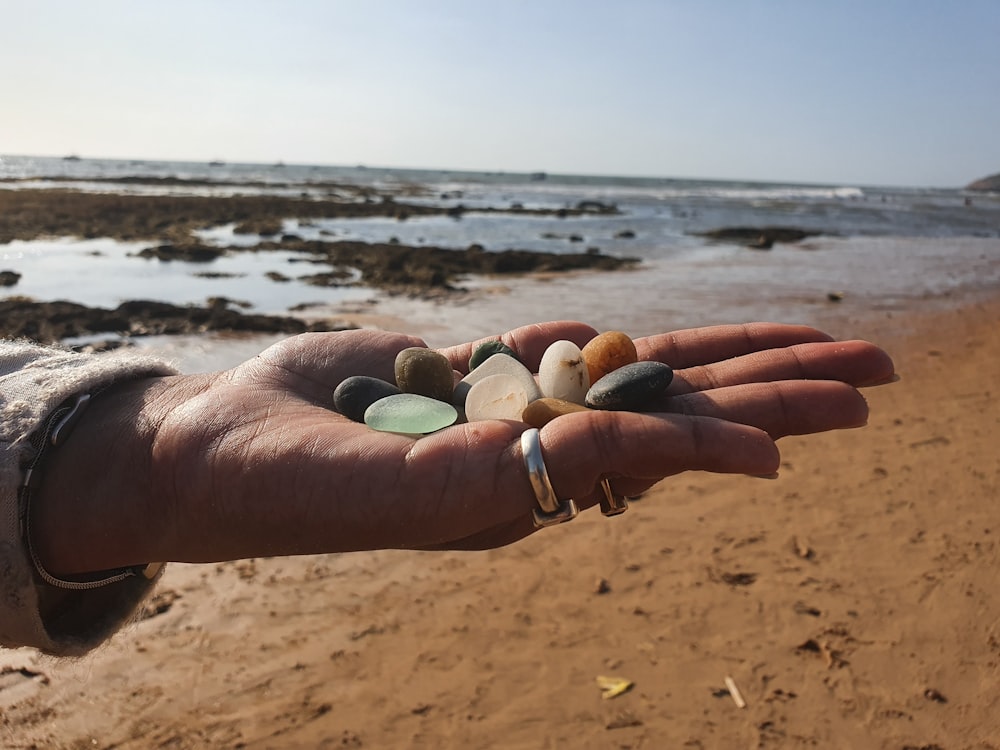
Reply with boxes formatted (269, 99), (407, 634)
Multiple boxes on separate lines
(966, 172), (1000, 192)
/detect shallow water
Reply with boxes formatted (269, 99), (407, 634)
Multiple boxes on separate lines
(1, 236), (371, 313)
(127, 235), (1000, 372)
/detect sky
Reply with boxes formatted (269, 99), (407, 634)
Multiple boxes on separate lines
(2, 0), (999, 187)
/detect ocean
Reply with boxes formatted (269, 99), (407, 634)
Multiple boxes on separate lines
(2, 154), (999, 368)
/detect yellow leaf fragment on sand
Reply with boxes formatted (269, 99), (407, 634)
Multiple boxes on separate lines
(596, 675), (634, 700)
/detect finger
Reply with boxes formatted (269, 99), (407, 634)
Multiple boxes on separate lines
(414, 411), (777, 551)
(664, 380), (870, 438)
(233, 329), (427, 402)
(667, 340), (896, 394)
(635, 323), (835, 368)
(438, 320), (598, 374)
(538, 411), (779, 501)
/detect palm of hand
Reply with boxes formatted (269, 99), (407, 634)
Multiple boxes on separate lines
(151, 322), (893, 559)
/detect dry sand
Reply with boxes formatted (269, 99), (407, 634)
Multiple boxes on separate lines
(2, 296), (999, 749)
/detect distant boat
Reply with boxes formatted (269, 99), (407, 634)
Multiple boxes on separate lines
(208, 160), (225, 167)
(530, 171), (547, 181)
(62, 154), (81, 161)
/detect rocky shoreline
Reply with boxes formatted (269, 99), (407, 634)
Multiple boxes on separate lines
(0, 187), (632, 344)
(0, 187), (618, 245)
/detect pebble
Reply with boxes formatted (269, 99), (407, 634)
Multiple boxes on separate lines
(364, 393), (458, 436)
(333, 375), (401, 423)
(538, 340), (590, 404)
(585, 361), (674, 410)
(454, 353), (541, 408)
(521, 397), (591, 428)
(582, 331), (638, 386)
(394, 347), (455, 403)
(464, 374), (532, 422)
(469, 340), (520, 371)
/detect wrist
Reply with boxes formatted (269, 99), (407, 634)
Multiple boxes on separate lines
(26, 373), (208, 576)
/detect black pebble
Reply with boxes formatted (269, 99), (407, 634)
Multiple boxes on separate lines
(585, 361), (674, 411)
(333, 376), (401, 423)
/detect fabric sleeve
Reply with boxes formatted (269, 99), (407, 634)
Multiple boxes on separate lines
(0, 340), (179, 656)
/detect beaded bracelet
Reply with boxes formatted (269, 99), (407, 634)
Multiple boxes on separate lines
(19, 392), (163, 590)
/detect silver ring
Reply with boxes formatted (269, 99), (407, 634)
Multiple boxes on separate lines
(599, 478), (629, 517)
(520, 428), (578, 528)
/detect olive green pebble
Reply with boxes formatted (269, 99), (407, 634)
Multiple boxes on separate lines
(394, 347), (455, 403)
(469, 340), (520, 371)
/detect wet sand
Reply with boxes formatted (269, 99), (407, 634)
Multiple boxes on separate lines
(2, 291), (999, 748)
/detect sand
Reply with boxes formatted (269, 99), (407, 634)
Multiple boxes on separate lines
(2, 294), (999, 748)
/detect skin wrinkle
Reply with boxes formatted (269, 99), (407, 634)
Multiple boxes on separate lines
(335, 433), (399, 547)
(408, 438), (456, 545)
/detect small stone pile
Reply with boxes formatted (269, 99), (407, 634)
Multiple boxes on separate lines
(333, 331), (674, 437)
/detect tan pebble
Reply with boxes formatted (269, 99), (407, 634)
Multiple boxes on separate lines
(521, 397), (591, 428)
(582, 331), (638, 385)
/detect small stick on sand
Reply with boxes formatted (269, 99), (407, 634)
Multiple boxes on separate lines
(724, 676), (747, 709)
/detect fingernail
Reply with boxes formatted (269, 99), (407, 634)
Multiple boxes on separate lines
(748, 472), (779, 480)
(862, 373), (901, 387)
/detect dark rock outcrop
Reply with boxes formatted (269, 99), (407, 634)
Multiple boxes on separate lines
(0, 270), (21, 287)
(694, 227), (822, 245)
(285, 239), (639, 296)
(0, 298), (348, 344)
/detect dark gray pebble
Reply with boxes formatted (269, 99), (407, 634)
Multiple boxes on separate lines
(333, 376), (401, 423)
(469, 340), (520, 371)
(585, 361), (674, 411)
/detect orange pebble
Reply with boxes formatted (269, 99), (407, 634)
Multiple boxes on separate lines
(521, 398), (591, 428)
(581, 331), (638, 385)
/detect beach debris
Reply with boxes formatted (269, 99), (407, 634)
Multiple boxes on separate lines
(792, 535), (815, 560)
(596, 675), (634, 700)
(923, 688), (948, 703)
(594, 577), (611, 594)
(827, 290), (846, 302)
(0, 270), (21, 287)
(724, 675), (747, 709)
